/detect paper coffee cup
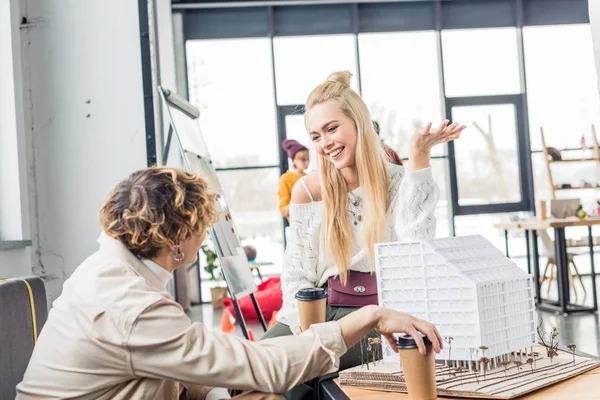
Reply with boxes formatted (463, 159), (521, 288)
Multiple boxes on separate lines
(396, 333), (437, 400)
(295, 288), (327, 332)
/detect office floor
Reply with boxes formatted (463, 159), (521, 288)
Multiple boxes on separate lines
(187, 275), (600, 357)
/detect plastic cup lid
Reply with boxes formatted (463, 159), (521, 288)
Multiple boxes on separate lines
(395, 333), (432, 349)
(295, 287), (327, 301)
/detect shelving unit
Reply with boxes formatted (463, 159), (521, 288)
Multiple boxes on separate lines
(541, 125), (600, 199)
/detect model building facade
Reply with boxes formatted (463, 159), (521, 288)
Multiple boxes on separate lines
(376, 235), (536, 362)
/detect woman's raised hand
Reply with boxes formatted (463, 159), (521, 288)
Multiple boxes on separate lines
(412, 120), (465, 155)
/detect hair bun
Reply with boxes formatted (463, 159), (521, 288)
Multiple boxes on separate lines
(326, 71), (352, 87)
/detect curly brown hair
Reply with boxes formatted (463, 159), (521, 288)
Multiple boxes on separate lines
(100, 167), (219, 259)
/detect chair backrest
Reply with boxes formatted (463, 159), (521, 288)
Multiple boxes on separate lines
(538, 230), (555, 257)
(0, 276), (48, 400)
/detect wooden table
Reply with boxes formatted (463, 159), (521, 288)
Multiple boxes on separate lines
(493, 217), (600, 315)
(333, 365), (600, 399)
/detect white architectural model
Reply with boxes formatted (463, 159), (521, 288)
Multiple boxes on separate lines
(376, 235), (536, 363)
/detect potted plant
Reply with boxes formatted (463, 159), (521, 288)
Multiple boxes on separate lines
(200, 243), (229, 310)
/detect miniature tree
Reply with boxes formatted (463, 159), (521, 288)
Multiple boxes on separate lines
(360, 337), (365, 368)
(500, 360), (510, 376)
(479, 346), (489, 357)
(469, 348), (476, 370)
(444, 336), (454, 364)
(537, 319), (560, 362)
(527, 358), (534, 373)
(365, 337), (371, 370)
(567, 344), (577, 364)
(514, 360), (523, 376)
(455, 366), (465, 385)
(368, 337), (382, 366)
(479, 357), (490, 380)
(549, 328), (559, 362)
(469, 348), (480, 383)
(478, 345), (489, 374)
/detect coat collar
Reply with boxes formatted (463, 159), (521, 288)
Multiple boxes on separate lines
(97, 232), (167, 291)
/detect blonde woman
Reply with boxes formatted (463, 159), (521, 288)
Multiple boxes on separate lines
(262, 72), (464, 372)
(17, 167), (442, 399)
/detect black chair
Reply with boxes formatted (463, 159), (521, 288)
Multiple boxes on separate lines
(0, 276), (48, 400)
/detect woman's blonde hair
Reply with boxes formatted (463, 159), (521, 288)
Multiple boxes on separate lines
(100, 167), (219, 259)
(305, 71), (389, 285)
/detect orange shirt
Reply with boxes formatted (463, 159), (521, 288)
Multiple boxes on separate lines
(278, 170), (305, 220)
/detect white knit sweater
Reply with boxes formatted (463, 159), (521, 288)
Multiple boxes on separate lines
(277, 163), (440, 329)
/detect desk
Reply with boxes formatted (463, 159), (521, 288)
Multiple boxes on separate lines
(320, 348), (600, 400)
(327, 366), (600, 399)
(493, 218), (599, 315)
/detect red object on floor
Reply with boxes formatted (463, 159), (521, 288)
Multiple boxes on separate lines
(220, 309), (235, 333)
(224, 277), (282, 323)
(248, 329), (255, 342)
(267, 311), (278, 329)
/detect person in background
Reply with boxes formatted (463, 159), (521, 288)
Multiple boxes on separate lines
(373, 120), (403, 166)
(278, 139), (310, 221)
(16, 166), (442, 400)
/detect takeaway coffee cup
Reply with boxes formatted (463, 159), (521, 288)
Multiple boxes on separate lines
(295, 288), (327, 332)
(396, 333), (437, 400)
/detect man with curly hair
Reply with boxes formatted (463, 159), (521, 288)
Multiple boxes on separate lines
(17, 167), (442, 399)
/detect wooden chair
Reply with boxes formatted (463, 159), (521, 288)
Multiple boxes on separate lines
(538, 230), (586, 299)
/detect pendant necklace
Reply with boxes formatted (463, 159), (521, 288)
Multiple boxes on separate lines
(348, 191), (363, 226)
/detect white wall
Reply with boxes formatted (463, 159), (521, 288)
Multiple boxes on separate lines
(1, 0), (179, 303)
(10, 0), (150, 301)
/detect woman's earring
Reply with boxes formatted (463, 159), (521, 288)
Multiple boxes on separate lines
(174, 247), (184, 262)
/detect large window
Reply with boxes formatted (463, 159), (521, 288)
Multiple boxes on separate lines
(450, 103), (523, 206)
(183, 4), (595, 293)
(358, 31), (450, 236)
(524, 25), (600, 200)
(273, 34), (357, 105)
(186, 37), (284, 288)
(442, 28), (521, 97)
(186, 38), (278, 169)
(524, 24), (600, 151)
(217, 169), (283, 267)
(359, 31), (444, 158)
(442, 27), (531, 236)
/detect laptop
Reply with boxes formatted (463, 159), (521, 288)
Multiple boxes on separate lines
(549, 199), (580, 218)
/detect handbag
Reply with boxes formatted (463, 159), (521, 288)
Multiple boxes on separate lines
(327, 270), (379, 307)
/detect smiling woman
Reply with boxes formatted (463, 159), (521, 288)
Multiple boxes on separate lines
(261, 71), (464, 399)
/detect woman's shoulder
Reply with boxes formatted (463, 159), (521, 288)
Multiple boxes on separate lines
(291, 171), (322, 204)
